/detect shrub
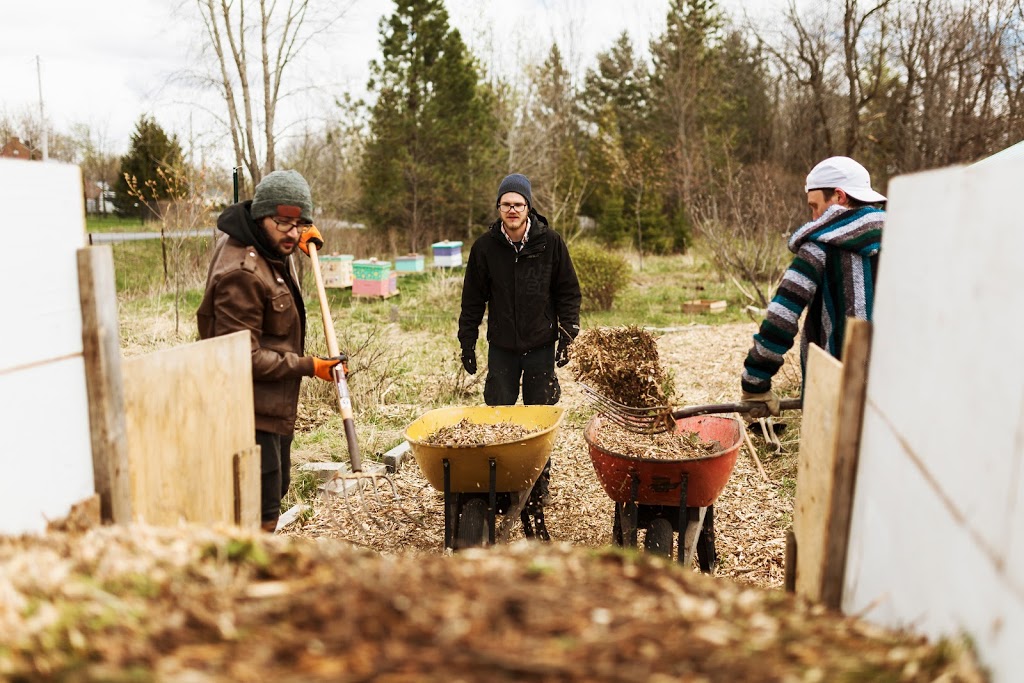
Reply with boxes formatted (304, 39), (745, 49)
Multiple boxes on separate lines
(571, 241), (631, 311)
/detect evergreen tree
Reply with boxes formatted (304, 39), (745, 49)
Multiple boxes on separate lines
(113, 116), (184, 219)
(360, 0), (498, 250)
(580, 33), (678, 254)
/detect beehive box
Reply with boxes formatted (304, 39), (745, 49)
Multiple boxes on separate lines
(431, 240), (463, 268)
(320, 254), (353, 288)
(681, 299), (727, 314)
(395, 253), (425, 274)
(352, 259), (392, 281)
(353, 271), (399, 298)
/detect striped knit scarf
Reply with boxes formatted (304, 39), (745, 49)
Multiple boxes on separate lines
(741, 204), (884, 394)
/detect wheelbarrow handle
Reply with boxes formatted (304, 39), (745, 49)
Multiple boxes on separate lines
(671, 397), (803, 420)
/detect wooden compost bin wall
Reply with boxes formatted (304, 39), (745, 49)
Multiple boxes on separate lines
(842, 158), (1024, 682)
(122, 331), (255, 526)
(0, 160), (97, 535)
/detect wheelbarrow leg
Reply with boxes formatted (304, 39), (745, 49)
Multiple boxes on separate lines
(620, 472), (640, 548)
(697, 505), (717, 574)
(488, 458), (497, 546)
(519, 481), (551, 542)
(443, 458), (456, 551)
(677, 474), (689, 564)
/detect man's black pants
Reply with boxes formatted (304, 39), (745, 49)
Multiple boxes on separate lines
(483, 343), (558, 518)
(483, 342), (560, 406)
(256, 430), (293, 524)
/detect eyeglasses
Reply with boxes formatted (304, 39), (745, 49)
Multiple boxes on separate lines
(270, 217), (312, 233)
(498, 202), (527, 214)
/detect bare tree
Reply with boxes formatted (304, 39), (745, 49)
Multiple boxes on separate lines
(191, 0), (350, 187)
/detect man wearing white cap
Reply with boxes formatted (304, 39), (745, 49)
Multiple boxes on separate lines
(741, 156), (886, 414)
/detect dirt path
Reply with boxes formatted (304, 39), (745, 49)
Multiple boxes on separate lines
(287, 322), (802, 589)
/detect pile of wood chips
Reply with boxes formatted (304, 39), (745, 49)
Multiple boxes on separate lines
(570, 326), (673, 408)
(593, 419), (721, 460)
(0, 525), (985, 682)
(423, 418), (536, 446)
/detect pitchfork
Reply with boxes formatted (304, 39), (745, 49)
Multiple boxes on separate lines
(308, 243), (414, 528)
(578, 382), (802, 435)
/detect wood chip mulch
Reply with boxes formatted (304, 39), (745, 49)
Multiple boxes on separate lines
(589, 419), (721, 460)
(569, 325), (672, 408)
(0, 525), (985, 682)
(422, 418), (535, 446)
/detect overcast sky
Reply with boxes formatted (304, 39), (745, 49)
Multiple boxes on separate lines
(1, 0), (786, 163)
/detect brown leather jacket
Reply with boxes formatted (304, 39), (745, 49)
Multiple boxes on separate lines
(197, 202), (313, 435)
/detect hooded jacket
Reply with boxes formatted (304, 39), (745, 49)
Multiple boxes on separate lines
(742, 204), (884, 394)
(197, 201), (314, 435)
(458, 210), (582, 354)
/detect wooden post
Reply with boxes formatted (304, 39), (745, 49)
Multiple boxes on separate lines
(77, 246), (132, 523)
(820, 319), (872, 608)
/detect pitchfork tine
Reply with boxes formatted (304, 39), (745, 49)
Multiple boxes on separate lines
(578, 382), (676, 434)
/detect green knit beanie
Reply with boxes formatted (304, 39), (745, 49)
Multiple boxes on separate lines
(250, 170), (313, 223)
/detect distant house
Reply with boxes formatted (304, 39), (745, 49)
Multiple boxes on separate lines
(85, 181), (115, 214)
(1, 137), (33, 160)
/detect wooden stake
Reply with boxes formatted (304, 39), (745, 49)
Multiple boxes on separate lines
(741, 421), (769, 481)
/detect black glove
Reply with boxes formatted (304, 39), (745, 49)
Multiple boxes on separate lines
(555, 335), (571, 367)
(461, 346), (477, 375)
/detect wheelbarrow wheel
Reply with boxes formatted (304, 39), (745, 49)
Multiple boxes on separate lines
(456, 498), (489, 549)
(644, 517), (674, 557)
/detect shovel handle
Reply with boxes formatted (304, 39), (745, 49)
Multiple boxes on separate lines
(308, 245), (362, 472)
(671, 397), (802, 420)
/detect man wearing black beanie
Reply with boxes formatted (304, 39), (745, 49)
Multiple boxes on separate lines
(458, 173), (582, 537)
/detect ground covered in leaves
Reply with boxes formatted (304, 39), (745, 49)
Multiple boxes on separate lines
(0, 526), (984, 682)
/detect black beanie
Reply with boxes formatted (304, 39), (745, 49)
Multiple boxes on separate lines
(496, 173), (532, 208)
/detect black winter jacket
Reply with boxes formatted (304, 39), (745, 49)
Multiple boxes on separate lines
(458, 211), (581, 354)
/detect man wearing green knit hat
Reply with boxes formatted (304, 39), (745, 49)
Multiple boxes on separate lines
(198, 170), (343, 532)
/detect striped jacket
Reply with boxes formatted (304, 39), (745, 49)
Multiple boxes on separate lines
(741, 204), (884, 394)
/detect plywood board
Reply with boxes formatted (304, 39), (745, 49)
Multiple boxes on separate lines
(0, 160), (86, 371)
(122, 331), (255, 525)
(843, 158), (1024, 681)
(793, 344), (843, 601)
(0, 357), (95, 535)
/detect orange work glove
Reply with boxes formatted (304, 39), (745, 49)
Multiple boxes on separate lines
(312, 354), (346, 381)
(297, 225), (324, 256)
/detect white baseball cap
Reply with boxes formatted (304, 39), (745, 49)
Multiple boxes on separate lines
(805, 156), (887, 203)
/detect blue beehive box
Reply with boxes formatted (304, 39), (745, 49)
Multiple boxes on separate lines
(395, 253), (425, 273)
(431, 240), (463, 267)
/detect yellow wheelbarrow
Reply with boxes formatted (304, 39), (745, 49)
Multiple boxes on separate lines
(405, 405), (565, 549)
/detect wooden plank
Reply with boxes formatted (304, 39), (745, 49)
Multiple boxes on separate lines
(77, 246), (132, 523)
(793, 343), (843, 603)
(122, 331), (255, 526)
(820, 319), (872, 609)
(234, 445), (261, 529)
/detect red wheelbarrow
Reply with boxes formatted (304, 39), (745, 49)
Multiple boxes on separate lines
(584, 413), (743, 572)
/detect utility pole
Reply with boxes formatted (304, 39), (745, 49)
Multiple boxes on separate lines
(36, 55), (48, 161)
